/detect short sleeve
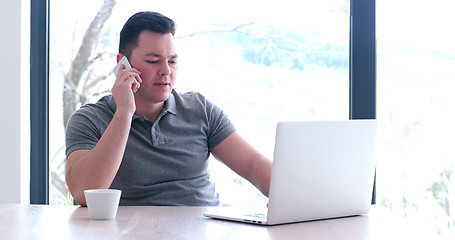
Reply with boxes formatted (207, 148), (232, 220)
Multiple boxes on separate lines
(65, 107), (103, 157)
(205, 98), (236, 150)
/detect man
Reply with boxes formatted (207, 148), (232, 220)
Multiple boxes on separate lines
(65, 11), (272, 206)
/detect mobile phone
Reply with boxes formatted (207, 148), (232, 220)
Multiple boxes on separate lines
(113, 56), (132, 76)
(113, 56), (140, 93)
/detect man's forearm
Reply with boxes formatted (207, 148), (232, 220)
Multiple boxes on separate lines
(66, 111), (132, 205)
(250, 156), (272, 197)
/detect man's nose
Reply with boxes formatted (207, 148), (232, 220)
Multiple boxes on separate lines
(159, 62), (171, 76)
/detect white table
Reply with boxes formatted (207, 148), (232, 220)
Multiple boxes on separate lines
(0, 204), (416, 239)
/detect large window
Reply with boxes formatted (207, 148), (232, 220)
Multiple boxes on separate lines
(48, 0), (350, 206)
(376, 0), (455, 239)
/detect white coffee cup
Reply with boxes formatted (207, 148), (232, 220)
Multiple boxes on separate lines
(84, 189), (122, 220)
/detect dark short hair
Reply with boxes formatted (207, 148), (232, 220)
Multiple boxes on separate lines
(119, 11), (176, 57)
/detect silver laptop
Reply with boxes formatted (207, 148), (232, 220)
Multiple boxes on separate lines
(204, 120), (378, 225)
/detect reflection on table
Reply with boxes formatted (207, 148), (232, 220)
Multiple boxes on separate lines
(0, 204), (421, 240)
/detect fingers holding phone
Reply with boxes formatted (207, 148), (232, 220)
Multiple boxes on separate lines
(112, 56), (142, 115)
(113, 56), (142, 94)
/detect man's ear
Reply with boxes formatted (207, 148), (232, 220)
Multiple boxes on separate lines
(116, 53), (125, 63)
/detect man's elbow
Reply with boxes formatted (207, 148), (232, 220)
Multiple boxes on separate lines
(73, 193), (87, 207)
(66, 178), (87, 207)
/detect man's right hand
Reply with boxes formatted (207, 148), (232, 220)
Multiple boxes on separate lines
(111, 64), (142, 117)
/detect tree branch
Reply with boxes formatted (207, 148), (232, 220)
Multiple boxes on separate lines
(177, 22), (256, 39)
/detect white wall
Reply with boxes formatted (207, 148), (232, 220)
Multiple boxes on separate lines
(0, 0), (30, 203)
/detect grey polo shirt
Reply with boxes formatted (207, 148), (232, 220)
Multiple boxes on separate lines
(65, 90), (236, 206)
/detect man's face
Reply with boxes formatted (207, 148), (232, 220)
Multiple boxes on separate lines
(129, 30), (178, 104)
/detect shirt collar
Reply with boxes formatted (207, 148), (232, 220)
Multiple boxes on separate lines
(163, 89), (177, 115)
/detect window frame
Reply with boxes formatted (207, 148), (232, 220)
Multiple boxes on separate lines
(350, 0), (377, 203)
(30, 0), (49, 204)
(30, 0), (376, 204)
